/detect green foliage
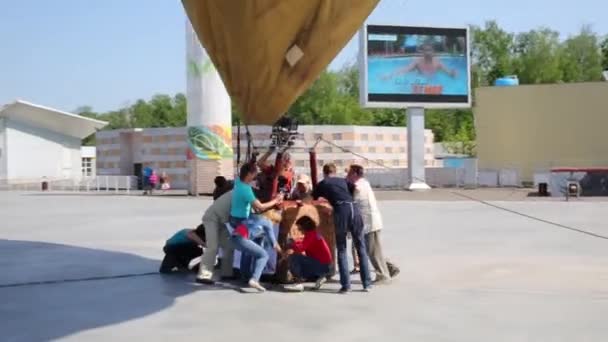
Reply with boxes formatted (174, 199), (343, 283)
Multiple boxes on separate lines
(471, 21), (516, 86)
(601, 36), (608, 70)
(559, 26), (604, 82)
(78, 21), (605, 155)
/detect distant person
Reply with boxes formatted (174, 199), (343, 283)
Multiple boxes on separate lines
(149, 170), (159, 192)
(383, 43), (456, 79)
(160, 224), (206, 273)
(160, 172), (171, 192)
(284, 216), (333, 292)
(196, 191), (236, 284)
(213, 176), (234, 200)
(347, 164), (400, 283)
(142, 166), (153, 195)
(313, 163), (371, 293)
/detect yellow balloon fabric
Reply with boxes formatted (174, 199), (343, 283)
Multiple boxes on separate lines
(182, 0), (379, 125)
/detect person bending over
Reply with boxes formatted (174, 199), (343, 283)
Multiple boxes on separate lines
(160, 224), (206, 273)
(196, 190), (236, 284)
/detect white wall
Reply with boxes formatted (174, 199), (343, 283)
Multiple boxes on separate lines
(5, 119), (82, 180)
(0, 118), (6, 178)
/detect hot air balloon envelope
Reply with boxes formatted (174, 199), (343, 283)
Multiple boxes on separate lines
(182, 0), (379, 125)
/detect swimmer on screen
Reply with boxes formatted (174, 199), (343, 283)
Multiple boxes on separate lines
(382, 43), (457, 79)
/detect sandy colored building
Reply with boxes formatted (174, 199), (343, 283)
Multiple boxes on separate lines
(475, 82), (608, 183)
(96, 125), (438, 191)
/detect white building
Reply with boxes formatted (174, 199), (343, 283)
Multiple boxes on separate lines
(0, 100), (107, 182)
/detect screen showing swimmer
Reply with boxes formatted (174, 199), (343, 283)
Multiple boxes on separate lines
(362, 25), (471, 107)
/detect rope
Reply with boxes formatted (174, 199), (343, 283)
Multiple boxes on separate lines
(316, 136), (608, 242)
(451, 191), (608, 241)
(236, 119), (241, 171)
(0, 271), (159, 289)
(317, 137), (392, 170)
(245, 124), (252, 163)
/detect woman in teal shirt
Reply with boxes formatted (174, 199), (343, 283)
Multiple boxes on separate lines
(230, 162), (283, 225)
(229, 162), (284, 292)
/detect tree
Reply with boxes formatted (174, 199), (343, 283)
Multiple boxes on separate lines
(513, 28), (563, 84)
(289, 70), (371, 125)
(601, 36), (608, 70)
(472, 21), (516, 86)
(75, 106), (99, 146)
(559, 26), (603, 82)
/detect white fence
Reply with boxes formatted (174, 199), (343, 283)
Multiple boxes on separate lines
(0, 176), (138, 193)
(363, 166), (523, 189)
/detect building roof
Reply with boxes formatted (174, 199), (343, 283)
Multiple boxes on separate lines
(0, 100), (108, 139)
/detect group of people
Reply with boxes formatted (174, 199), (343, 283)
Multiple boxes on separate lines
(159, 150), (398, 294)
(142, 166), (171, 195)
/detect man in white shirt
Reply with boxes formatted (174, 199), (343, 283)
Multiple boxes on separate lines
(347, 164), (399, 283)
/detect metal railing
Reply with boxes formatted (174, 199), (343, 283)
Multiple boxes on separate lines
(0, 176), (138, 193)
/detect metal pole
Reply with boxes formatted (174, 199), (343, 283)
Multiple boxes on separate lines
(406, 107), (430, 191)
(270, 151), (283, 199)
(309, 150), (318, 191)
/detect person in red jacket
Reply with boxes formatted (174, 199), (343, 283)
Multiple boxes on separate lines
(284, 216), (333, 292)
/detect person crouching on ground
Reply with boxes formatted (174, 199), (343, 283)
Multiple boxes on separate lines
(196, 190), (236, 284)
(313, 163), (372, 293)
(284, 216), (333, 292)
(347, 164), (400, 284)
(160, 224), (206, 273)
(230, 212), (282, 292)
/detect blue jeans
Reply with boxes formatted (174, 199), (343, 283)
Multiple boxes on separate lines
(334, 203), (371, 289)
(230, 235), (268, 282)
(289, 254), (330, 281)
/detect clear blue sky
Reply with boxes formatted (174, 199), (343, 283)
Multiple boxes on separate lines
(1, 0), (606, 113)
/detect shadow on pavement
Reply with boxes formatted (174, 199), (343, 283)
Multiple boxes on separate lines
(0, 239), (214, 341)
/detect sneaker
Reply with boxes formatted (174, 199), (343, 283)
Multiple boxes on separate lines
(248, 279), (266, 292)
(349, 267), (360, 275)
(283, 283), (304, 292)
(362, 286), (372, 293)
(388, 263), (400, 278)
(195, 277), (215, 285)
(373, 274), (391, 285)
(313, 277), (327, 291)
(338, 287), (351, 294)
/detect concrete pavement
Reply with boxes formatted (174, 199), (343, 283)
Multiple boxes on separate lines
(1, 191), (607, 341)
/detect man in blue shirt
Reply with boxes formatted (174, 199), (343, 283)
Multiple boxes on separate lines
(159, 224), (206, 273)
(313, 163), (371, 293)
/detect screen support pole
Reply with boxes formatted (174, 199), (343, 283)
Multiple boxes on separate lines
(406, 107), (431, 191)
